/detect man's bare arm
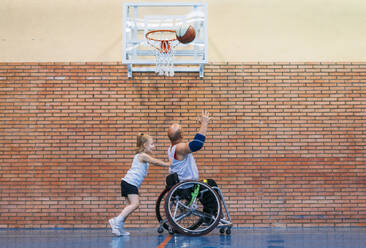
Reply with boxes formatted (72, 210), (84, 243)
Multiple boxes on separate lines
(197, 110), (212, 136)
(175, 110), (213, 159)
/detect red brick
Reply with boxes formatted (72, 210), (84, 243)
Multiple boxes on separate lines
(0, 62), (365, 228)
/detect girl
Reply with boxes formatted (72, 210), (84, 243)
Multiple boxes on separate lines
(109, 133), (170, 236)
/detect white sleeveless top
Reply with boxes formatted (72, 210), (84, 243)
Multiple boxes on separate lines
(168, 145), (199, 181)
(122, 154), (149, 188)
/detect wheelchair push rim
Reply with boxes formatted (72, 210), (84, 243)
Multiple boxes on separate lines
(164, 180), (222, 236)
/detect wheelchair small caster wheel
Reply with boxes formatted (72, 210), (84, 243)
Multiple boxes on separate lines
(157, 227), (164, 233)
(168, 226), (174, 235)
(220, 227), (225, 234)
(226, 228), (231, 235)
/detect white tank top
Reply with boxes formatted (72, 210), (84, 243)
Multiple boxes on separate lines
(168, 145), (199, 181)
(122, 154), (149, 188)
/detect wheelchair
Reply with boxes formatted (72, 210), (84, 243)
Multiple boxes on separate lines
(155, 173), (232, 236)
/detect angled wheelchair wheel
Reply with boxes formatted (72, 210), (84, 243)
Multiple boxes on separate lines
(164, 180), (222, 236)
(156, 186), (202, 232)
(155, 187), (170, 231)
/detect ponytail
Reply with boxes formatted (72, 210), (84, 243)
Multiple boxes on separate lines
(136, 133), (151, 154)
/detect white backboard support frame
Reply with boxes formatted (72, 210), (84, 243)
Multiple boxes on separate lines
(122, 3), (208, 77)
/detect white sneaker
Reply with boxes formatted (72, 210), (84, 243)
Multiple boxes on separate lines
(109, 218), (121, 236)
(118, 221), (130, 236)
(119, 228), (130, 236)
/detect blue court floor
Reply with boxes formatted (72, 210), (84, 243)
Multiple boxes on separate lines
(0, 227), (365, 248)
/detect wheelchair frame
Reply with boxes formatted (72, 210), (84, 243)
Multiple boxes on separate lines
(156, 180), (232, 236)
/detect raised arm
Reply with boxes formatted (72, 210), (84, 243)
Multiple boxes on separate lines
(175, 110), (213, 158)
(197, 110), (212, 136)
(139, 152), (170, 167)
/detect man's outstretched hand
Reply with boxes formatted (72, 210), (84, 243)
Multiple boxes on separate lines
(198, 110), (213, 124)
(198, 110), (213, 136)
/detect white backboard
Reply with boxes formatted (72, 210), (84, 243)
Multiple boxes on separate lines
(122, 3), (208, 77)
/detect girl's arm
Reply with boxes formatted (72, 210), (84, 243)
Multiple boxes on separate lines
(139, 153), (170, 167)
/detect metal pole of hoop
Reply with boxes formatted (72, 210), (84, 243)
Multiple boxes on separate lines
(145, 30), (180, 76)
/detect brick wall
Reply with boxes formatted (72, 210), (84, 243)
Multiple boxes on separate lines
(0, 62), (365, 228)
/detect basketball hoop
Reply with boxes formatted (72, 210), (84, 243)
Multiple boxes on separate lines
(145, 30), (180, 76)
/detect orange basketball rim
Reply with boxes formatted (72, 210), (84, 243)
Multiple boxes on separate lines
(145, 30), (177, 53)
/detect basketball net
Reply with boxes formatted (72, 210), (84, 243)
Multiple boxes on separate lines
(145, 30), (179, 76)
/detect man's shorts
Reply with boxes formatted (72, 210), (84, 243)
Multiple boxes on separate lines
(121, 180), (139, 197)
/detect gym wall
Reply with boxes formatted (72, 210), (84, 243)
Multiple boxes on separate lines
(0, 0), (365, 62)
(1, 62), (365, 228)
(0, 0), (365, 228)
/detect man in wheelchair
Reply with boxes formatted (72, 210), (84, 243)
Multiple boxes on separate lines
(156, 110), (231, 236)
(167, 110), (212, 182)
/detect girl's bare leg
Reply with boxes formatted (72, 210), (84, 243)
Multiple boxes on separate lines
(119, 194), (139, 221)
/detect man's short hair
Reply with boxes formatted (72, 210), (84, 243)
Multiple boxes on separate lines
(168, 128), (182, 142)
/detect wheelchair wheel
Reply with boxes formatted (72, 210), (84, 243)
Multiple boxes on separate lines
(164, 181), (222, 236)
(155, 187), (170, 231)
(156, 186), (203, 232)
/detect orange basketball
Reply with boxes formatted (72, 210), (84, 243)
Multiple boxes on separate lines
(176, 24), (196, 44)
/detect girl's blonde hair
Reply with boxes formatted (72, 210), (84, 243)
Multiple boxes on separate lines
(136, 133), (151, 154)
